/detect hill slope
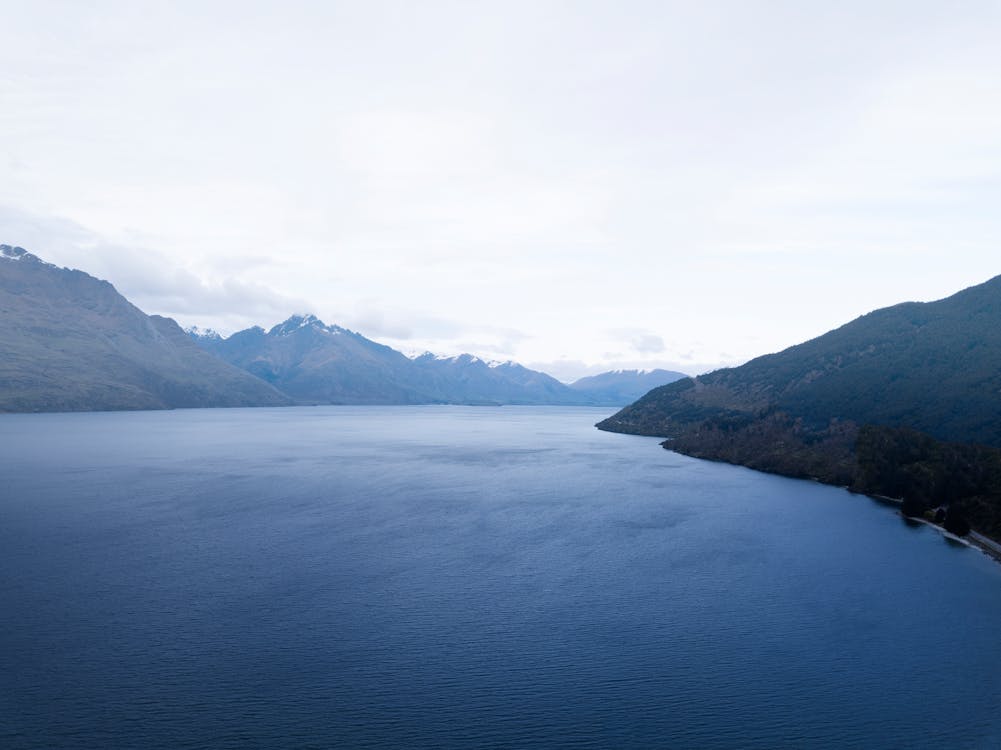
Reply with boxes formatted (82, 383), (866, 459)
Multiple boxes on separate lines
(597, 275), (1001, 539)
(0, 245), (290, 412)
(600, 275), (1001, 446)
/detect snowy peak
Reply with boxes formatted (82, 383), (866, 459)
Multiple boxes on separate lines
(607, 368), (655, 376)
(0, 244), (29, 261)
(185, 325), (222, 340)
(190, 318), (593, 405)
(487, 359), (520, 370)
(267, 313), (347, 337)
(0, 244), (58, 269)
(432, 353), (516, 367)
(269, 313), (320, 336)
(0, 244), (63, 272)
(411, 352), (483, 365)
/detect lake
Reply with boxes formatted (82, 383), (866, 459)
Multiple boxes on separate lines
(2, 406), (1000, 749)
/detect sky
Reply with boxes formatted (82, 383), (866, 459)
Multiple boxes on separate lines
(3, 1), (1001, 381)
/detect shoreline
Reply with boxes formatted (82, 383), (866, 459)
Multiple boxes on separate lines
(969, 530), (1001, 563)
(907, 516), (1001, 564)
(658, 442), (1001, 566)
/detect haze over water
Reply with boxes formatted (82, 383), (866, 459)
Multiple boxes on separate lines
(2, 406), (1000, 749)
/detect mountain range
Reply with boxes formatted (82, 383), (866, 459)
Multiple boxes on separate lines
(0, 244), (683, 411)
(0, 245), (289, 411)
(189, 315), (605, 406)
(5, 242), (1001, 541)
(598, 274), (1001, 539)
(569, 368), (687, 405)
(190, 317), (686, 406)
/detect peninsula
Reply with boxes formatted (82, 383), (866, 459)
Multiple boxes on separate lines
(598, 275), (1001, 545)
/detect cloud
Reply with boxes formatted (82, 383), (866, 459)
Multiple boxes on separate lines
(342, 309), (414, 340)
(335, 110), (498, 182)
(0, 204), (307, 333)
(330, 304), (472, 342)
(528, 358), (713, 383)
(607, 327), (667, 355)
(354, 312), (531, 360)
(5, 5), (1001, 370)
(440, 325), (531, 358)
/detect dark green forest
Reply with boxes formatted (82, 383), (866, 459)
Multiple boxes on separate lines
(855, 425), (1001, 538)
(599, 274), (1001, 544)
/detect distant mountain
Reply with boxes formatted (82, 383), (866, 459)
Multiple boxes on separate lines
(598, 275), (1001, 540)
(0, 242), (678, 411)
(0, 245), (290, 412)
(569, 368), (687, 405)
(185, 325), (222, 341)
(411, 352), (589, 405)
(191, 315), (427, 404)
(192, 316), (596, 405)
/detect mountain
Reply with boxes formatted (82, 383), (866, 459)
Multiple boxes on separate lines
(600, 275), (1001, 445)
(191, 315), (430, 404)
(569, 368), (687, 405)
(411, 352), (590, 405)
(597, 275), (1001, 540)
(191, 317), (596, 405)
(0, 245), (291, 411)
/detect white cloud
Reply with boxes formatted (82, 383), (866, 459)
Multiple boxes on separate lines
(3, 2), (1001, 373)
(607, 328), (667, 355)
(0, 205), (308, 334)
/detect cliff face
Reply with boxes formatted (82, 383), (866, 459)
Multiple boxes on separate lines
(0, 245), (290, 412)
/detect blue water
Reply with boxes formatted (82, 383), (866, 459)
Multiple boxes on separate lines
(2, 406), (1000, 749)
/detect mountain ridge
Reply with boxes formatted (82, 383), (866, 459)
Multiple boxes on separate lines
(191, 315), (600, 406)
(597, 274), (1001, 540)
(2, 242), (702, 410)
(569, 368), (687, 405)
(600, 275), (1001, 444)
(0, 244), (291, 412)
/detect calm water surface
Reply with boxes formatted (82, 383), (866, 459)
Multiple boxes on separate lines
(2, 406), (1000, 749)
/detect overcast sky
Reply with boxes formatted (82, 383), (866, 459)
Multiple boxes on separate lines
(3, 1), (1001, 380)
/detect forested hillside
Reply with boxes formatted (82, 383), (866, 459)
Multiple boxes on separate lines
(598, 275), (1001, 541)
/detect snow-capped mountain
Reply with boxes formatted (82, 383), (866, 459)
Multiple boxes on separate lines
(190, 314), (425, 404)
(1, 242), (683, 412)
(410, 352), (591, 405)
(191, 318), (599, 405)
(569, 368), (688, 405)
(184, 325), (222, 341)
